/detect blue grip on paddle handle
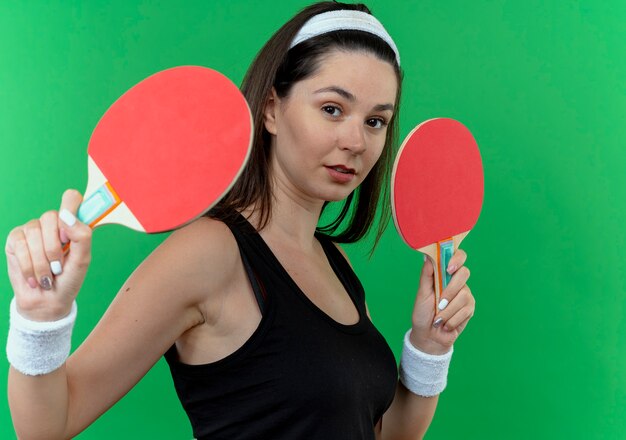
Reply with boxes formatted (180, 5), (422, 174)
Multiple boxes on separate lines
(77, 184), (117, 226)
(62, 182), (122, 255)
(438, 239), (454, 290)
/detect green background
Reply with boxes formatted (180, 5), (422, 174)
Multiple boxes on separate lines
(1, 1), (624, 438)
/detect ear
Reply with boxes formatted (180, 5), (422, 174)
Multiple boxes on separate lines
(263, 87), (279, 135)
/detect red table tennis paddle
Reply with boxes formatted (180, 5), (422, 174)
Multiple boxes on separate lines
(391, 118), (483, 311)
(71, 66), (251, 237)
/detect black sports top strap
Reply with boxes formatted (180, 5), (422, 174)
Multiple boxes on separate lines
(223, 212), (268, 314)
(238, 245), (267, 314)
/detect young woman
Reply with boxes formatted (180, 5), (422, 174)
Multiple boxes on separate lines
(6, 2), (475, 439)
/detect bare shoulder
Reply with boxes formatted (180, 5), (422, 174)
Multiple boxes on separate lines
(140, 216), (240, 304)
(162, 216), (239, 269)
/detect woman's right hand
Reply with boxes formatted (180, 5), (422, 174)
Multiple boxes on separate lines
(5, 189), (93, 322)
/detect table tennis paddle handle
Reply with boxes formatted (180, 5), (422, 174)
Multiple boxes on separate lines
(61, 180), (122, 254)
(76, 182), (122, 227)
(420, 231), (469, 312)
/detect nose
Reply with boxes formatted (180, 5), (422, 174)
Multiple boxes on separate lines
(338, 118), (366, 155)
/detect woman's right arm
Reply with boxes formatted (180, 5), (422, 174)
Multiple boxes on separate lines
(6, 190), (239, 440)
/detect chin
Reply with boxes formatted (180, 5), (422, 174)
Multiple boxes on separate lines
(324, 195), (349, 202)
(318, 188), (356, 203)
(305, 179), (361, 203)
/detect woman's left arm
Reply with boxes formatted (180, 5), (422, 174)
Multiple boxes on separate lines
(376, 250), (476, 440)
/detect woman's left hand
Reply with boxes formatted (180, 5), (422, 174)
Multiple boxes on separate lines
(408, 249), (475, 355)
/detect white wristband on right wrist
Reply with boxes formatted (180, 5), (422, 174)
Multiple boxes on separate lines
(399, 330), (453, 397)
(6, 298), (77, 376)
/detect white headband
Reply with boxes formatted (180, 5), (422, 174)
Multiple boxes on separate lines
(289, 10), (401, 65)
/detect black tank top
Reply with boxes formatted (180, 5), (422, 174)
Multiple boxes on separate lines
(164, 214), (398, 439)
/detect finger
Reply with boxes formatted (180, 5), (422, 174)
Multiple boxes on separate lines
(438, 266), (470, 311)
(7, 228), (38, 289)
(446, 248), (467, 275)
(443, 302), (475, 332)
(59, 190), (92, 267)
(40, 210), (63, 276)
(412, 256), (438, 328)
(22, 220), (54, 290)
(58, 189), (83, 246)
(453, 315), (472, 334)
(59, 189), (83, 241)
(419, 254), (435, 293)
(437, 286), (474, 329)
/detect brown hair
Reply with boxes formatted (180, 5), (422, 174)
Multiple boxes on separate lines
(210, 1), (403, 251)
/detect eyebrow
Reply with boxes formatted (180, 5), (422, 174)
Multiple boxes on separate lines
(313, 86), (395, 112)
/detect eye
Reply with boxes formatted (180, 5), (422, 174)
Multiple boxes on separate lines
(322, 105), (342, 117)
(366, 117), (388, 129)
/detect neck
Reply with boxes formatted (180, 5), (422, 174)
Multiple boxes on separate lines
(246, 172), (325, 253)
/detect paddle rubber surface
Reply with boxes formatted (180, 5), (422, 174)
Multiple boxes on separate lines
(392, 118), (484, 250)
(88, 66), (251, 232)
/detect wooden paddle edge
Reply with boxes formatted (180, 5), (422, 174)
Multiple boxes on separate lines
(390, 117), (443, 247)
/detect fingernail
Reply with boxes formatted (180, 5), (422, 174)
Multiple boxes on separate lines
(438, 298), (449, 311)
(447, 264), (457, 274)
(423, 254), (427, 262)
(433, 317), (444, 328)
(27, 277), (38, 289)
(50, 260), (63, 275)
(59, 209), (76, 227)
(40, 276), (52, 290)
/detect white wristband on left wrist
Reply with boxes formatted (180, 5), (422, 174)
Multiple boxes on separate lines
(6, 298), (77, 376)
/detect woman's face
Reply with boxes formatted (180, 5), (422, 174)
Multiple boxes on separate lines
(264, 49), (398, 205)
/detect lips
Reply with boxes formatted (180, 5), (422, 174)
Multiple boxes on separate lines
(326, 165), (355, 175)
(325, 165), (357, 183)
